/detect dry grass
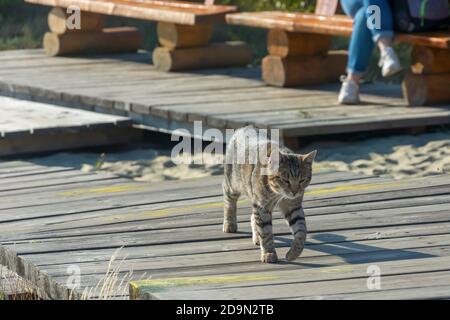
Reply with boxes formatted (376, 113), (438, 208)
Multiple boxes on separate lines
(1, 247), (149, 300)
(0, 266), (41, 300)
(77, 247), (151, 300)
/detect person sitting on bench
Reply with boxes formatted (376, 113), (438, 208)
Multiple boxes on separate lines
(338, 0), (402, 104)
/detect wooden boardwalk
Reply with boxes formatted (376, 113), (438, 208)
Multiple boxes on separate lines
(0, 96), (137, 157)
(2, 50), (450, 141)
(1, 160), (450, 299)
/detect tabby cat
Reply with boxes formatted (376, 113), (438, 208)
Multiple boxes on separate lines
(223, 127), (316, 263)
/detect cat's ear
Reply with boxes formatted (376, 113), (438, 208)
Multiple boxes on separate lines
(265, 151), (280, 174)
(300, 150), (317, 164)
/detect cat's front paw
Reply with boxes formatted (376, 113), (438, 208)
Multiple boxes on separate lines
(223, 222), (237, 233)
(285, 248), (302, 261)
(261, 251), (278, 263)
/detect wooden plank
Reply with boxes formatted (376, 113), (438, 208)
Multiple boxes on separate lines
(304, 285), (450, 300)
(1, 175), (449, 225)
(41, 234), (450, 288)
(277, 110), (450, 137)
(3, 203), (450, 259)
(37, 239), (450, 284)
(132, 268), (450, 300)
(3, 190), (450, 250)
(15, 221), (450, 274)
(226, 12), (354, 36)
(3, 185), (449, 239)
(2, 50), (450, 139)
(0, 167), (73, 180)
(226, 12), (450, 49)
(23, 221), (450, 270)
(0, 97), (137, 156)
(0, 97), (131, 132)
(2, 177), (421, 221)
(396, 32), (450, 49)
(0, 52), (151, 71)
(1, 161), (450, 299)
(49, 239), (450, 291)
(4, 184), (449, 243)
(0, 172), (121, 193)
(26, 0), (237, 25)
(0, 170), (365, 204)
(0, 172), (443, 218)
(224, 105), (450, 128)
(127, 250), (450, 293)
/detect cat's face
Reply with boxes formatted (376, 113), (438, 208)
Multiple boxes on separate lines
(268, 150), (316, 199)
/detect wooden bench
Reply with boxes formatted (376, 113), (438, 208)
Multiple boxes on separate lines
(25, 0), (252, 71)
(226, 0), (450, 106)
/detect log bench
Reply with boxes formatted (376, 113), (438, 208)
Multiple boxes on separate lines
(25, 0), (252, 71)
(226, 0), (450, 106)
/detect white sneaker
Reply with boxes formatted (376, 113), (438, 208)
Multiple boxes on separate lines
(379, 47), (402, 77)
(338, 76), (360, 105)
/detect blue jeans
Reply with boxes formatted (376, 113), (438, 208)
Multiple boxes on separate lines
(340, 0), (394, 75)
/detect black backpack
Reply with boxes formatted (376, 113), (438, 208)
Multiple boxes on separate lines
(390, 0), (450, 32)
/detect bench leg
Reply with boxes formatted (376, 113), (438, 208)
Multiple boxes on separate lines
(403, 45), (450, 106)
(153, 22), (252, 72)
(262, 30), (347, 87)
(263, 52), (348, 87)
(403, 73), (450, 106)
(157, 22), (213, 49)
(44, 28), (143, 57)
(43, 7), (142, 56)
(48, 7), (104, 35)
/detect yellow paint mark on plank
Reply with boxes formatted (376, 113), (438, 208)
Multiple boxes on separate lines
(141, 201), (225, 218)
(75, 181), (405, 221)
(114, 181), (404, 219)
(58, 184), (148, 197)
(305, 181), (404, 196)
(319, 265), (354, 273)
(55, 180), (406, 225)
(106, 199), (248, 222)
(130, 274), (278, 293)
(59, 179), (405, 198)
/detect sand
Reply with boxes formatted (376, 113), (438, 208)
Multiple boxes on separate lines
(31, 147), (224, 182)
(29, 131), (450, 181)
(308, 131), (450, 179)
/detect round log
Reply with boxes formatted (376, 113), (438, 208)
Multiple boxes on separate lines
(157, 22), (213, 49)
(262, 51), (348, 87)
(411, 46), (450, 74)
(48, 7), (104, 35)
(152, 41), (252, 72)
(267, 29), (332, 57)
(402, 72), (450, 106)
(43, 27), (143, 57)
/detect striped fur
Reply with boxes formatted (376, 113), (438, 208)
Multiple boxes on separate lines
(223, 127), (316, 263)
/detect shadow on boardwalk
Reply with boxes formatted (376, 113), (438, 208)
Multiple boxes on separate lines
(274, 233), (435, 266)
